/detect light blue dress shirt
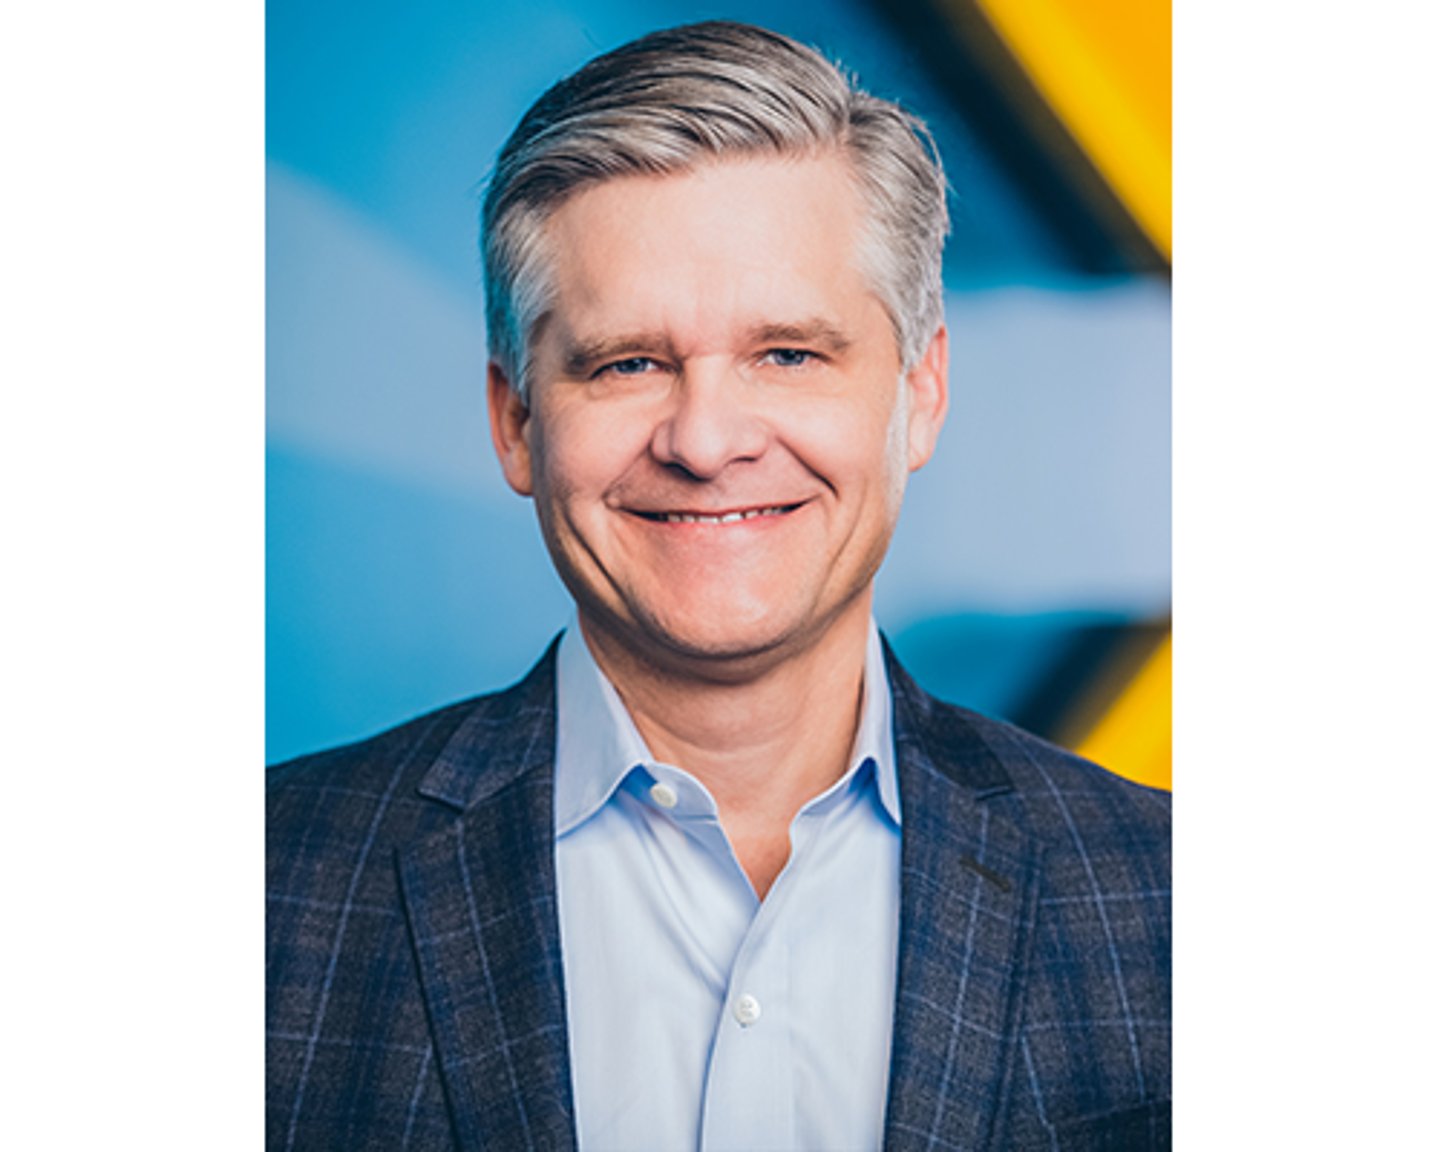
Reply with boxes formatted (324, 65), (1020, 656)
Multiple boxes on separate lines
(554, 621), (902, 1152)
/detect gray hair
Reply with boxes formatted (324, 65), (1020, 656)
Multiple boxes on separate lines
(481, 20), (949, 397)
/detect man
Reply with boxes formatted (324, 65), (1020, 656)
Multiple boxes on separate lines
(268, 21), (1171, 1151)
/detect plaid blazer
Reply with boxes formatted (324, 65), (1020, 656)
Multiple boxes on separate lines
(268, 641), (1171, 1150)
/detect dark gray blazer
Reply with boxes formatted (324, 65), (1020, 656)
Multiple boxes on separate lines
(268, 641), (1171, 1150)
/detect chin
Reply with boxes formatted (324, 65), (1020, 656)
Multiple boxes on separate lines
(612, 589), (788, 657)
(632, 589), (843, 675)
(659, 611), (789, 655)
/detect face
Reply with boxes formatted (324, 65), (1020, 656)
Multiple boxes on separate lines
(489, 154), (948, 677)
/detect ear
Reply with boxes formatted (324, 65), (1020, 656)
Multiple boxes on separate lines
(487, 360), (535, 497)
(904, 324), (949, 472)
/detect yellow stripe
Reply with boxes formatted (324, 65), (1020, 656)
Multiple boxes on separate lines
(1076, 632), (1171, 791)
(971, 0), (1171, 258)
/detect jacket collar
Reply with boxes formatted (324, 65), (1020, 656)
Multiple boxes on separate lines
(415, 636), (561, 812)
(884, 639), (1017, 795)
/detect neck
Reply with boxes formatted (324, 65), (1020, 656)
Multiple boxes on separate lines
(579, 605), (873, 898)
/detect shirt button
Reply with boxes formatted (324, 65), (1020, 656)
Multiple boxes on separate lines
(733, 993), (762, 1027)
(649, 781), (678, 809)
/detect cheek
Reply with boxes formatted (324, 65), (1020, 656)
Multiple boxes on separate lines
(784, 387), (907, 487)
(530, 401), (651, 507)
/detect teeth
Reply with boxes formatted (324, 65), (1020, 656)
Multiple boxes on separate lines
(656, 506), (788, 524)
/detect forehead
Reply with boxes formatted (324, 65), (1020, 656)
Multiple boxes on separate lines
(536, 154), (878, 349)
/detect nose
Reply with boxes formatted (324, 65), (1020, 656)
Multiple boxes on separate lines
(649, 364), (767, 479)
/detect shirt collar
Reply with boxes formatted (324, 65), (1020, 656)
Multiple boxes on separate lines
(553, 617), (900, 836)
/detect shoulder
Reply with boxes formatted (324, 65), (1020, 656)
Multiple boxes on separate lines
(265, 696), (476, 879)
(267, 643), (560, 874)
(268, 695), (482, 816)
(889, 657), (1170, 936)
(264, 700), (485, 925)
(961, 706), (1169, 851)
(917, 696), (1170, 905)
(888, 652), (1169, 857)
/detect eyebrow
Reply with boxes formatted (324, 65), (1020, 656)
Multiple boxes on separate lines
(561, 332), (671, 378)
(743, 319), (854, 355)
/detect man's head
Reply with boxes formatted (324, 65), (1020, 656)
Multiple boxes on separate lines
(482, 22), (951, 677)
(481, 20), (949, 398)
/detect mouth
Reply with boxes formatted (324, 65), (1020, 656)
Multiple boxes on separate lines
(630, 502), (803, 525)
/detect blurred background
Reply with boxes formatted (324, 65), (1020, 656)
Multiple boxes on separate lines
(267, 0), (1171, 788)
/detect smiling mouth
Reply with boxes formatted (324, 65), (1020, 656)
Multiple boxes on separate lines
(633, 503), (801, 525)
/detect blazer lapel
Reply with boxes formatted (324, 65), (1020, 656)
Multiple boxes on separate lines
(883, 653), (1043, 1152)
(398, 648), (578, 1152)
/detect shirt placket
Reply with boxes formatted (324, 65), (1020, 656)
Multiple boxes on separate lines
(698, 799), (843, 1151)
(698, 897), (795, 1150)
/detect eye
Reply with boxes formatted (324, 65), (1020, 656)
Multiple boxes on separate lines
(597, 356), (660, 378)
(763, 348), (817, 369)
